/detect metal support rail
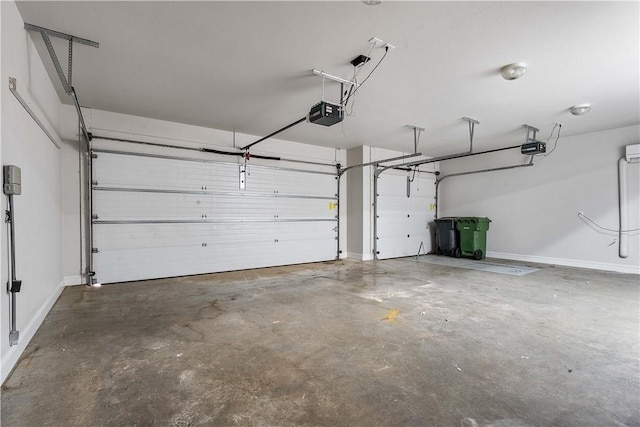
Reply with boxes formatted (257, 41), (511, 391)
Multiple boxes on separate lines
(92, 134), (337, 168)
(8, 77), (62, 149)
(339, 152), (423, 177)
(92, 149), (338, 176)
(335, 165), (341, 260)
(434, 159), (535, 219)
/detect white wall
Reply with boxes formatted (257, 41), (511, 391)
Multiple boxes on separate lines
(439, 125), (640, 274)
(1, 1), (67, 383)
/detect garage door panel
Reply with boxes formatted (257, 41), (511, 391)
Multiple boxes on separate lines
(95, 152), (240, 192)
(92, 149), (338, 283)
(376, 173), (434, 259)
(94, 221), (337, 283)
(247, 167), (337, 197)
(94, 191), (336, 221)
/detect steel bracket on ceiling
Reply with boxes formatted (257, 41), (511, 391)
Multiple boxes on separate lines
(404, 125), (425, 154)
(523, 124), (540, 143)
(24, 23), (99, 146)
(24, 23), (99, 95)
(462, 117), (480, 152)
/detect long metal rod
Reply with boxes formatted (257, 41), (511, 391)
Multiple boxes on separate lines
(70, 88), (91, 151)
(240, 117), (307, 151)
(336, 167), (341, 260)
(378, 144), (521, 174)
(92, 135), (336, 167)
(434, 161), (534, 219)
(94, 218), (338, 225)
(339, 152), (423, 177)
(87, 147), (95, 283)
(7, 195), (19, 345)
(8, 78), (61, 149)
(24, 22), (99, 48)
(93, 186), (337, 200)
(372, 171), (379, 260)
(92, 149), (337, 176)
(78, 123), (84, 282)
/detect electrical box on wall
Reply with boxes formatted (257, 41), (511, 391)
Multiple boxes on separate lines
(626, 144), (640, 163)
(3, 165), (22, 195)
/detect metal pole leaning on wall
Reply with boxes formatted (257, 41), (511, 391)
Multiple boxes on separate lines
(336, 165), (342, 260)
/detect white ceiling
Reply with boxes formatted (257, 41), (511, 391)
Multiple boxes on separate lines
(16, 1), (640, 155)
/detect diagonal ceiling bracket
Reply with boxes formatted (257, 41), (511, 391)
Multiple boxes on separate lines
(24, 23), (99, 95)
(24, 23), (99, 146)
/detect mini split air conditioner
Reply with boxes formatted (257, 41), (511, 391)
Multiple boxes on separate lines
(625, 144), (640, 163)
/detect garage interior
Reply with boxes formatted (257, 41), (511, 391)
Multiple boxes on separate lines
(1, 1), (639, 426)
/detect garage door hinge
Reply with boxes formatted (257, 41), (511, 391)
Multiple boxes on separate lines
(92, 214), (99, 220)
(92, 248), (99, 253)
(90, 153), (98, 159)
(92, 181), (98, 186)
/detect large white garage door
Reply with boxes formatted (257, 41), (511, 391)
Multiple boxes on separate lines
(91, 145), (338, 284)
(376, 171), (435, 259)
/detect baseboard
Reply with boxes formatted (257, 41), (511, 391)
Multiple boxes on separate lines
(346, 252), (374, 261)
(64, 275), (85, 286)
(1, 278), (66, 385)
(487, 251), (640, 275)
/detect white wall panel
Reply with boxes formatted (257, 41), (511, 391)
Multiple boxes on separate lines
(376, 172), (435, 259)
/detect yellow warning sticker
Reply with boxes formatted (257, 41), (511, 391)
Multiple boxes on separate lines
(329, 202), (338, 210)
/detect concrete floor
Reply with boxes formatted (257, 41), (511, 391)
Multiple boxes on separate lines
(2, 257), (639, 426)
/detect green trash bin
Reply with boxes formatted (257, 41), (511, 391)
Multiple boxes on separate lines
(455, 217), (491, 260)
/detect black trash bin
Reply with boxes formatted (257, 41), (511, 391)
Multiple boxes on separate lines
(434, 217), (460, 257)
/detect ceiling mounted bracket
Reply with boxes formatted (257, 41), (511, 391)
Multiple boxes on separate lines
(462, 117), (480, 152)
(312, 70), (359, 88)
(523, 124), (540, 144)
(24, 23), (99, 147)
(404, 125), (425, 154)
(24, 23), (99, 95)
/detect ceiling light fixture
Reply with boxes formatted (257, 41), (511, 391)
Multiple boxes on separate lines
(500, 62), (527, 80)
(570, 103), (592, 116)
(362, 0), (383, 5)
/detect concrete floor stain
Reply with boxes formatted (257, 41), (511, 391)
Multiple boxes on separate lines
(382, 308), (399, 321)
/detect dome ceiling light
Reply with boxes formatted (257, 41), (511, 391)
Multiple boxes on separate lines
(570, 104), (592, 116)
(500, 63), (527, 80)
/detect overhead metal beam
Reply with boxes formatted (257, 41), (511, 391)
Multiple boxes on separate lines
(312, 69), (359, 88)
(338, 152), (423, 177)
(24, 23), (99, 48)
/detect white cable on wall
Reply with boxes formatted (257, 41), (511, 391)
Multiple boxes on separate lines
(619, 157), (629, 258)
